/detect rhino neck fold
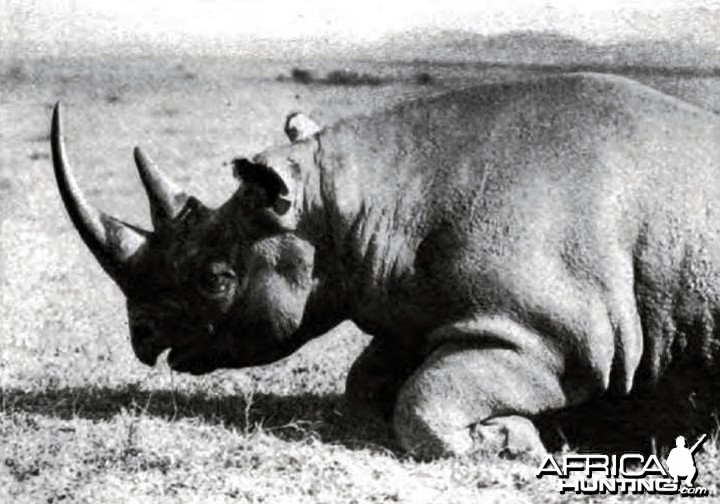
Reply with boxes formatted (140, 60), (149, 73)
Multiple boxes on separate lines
(314, 127), (426, 332)
(290, 136), (356, 335)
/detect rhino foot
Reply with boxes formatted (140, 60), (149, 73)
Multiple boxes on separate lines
(394, 407), (546, 460)
(470, 416), (547, 459)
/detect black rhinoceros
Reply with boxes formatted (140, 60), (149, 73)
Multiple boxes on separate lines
(51, 73), (720, 458)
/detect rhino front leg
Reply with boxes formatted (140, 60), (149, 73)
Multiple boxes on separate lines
(345, 337), (421, 421)
(393, 341), (566, 459)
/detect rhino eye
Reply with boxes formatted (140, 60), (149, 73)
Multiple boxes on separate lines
(198, 263), (237, 297)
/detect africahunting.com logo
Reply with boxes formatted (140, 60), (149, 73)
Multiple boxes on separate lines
(536, 434), (715, 497)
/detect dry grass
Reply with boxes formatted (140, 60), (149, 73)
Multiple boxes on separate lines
(2, 55), (720, 502)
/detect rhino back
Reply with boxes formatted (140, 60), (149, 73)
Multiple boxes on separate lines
(318, 73), (720, 391)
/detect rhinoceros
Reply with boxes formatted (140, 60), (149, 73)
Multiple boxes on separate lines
(51, 73), (720, 459)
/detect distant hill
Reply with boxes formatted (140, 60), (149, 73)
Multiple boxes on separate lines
(6, 24), (717, 71)
(366, 30), (720, 69)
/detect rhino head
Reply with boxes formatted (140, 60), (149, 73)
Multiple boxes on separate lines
(51, 104), (335, 374)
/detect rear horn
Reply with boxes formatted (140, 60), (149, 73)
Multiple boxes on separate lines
(133, 146), (189, 229)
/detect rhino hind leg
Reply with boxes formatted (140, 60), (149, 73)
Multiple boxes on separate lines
(393, 342), (565, 459)
(345, 337), (421, 421)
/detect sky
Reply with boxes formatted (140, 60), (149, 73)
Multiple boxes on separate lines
(2, 0), (719, 56)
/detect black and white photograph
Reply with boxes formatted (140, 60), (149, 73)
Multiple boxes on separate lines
(2, 0), (719, 501)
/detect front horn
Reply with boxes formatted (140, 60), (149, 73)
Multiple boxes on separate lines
(51, 102), (147, 290)
(133, 147), (188, 229)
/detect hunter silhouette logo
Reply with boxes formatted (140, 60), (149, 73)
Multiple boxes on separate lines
(666, 434), (705, 486)
(536, 434), (713, 496)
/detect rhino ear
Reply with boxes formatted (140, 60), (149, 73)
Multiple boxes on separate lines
(284, 112), (321, 142)
(232, 157), (300, 230)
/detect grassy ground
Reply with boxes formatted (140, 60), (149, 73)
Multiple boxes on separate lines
(2, 55), (720, 503)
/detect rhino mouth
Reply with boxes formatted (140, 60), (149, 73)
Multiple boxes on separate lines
(139, 344), (168, 367)
(131, 326), (170, 367)
(167, 344), (219, 375)
(167, 345), (194, 369)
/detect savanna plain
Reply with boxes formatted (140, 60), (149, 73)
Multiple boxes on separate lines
(2, 54), (720, 503)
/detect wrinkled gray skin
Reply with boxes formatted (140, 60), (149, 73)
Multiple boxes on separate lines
(52, 73), (720, 459)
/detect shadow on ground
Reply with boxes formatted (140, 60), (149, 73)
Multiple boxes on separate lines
(1, 385), (399, 455)
(536, 363), (720, 456)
